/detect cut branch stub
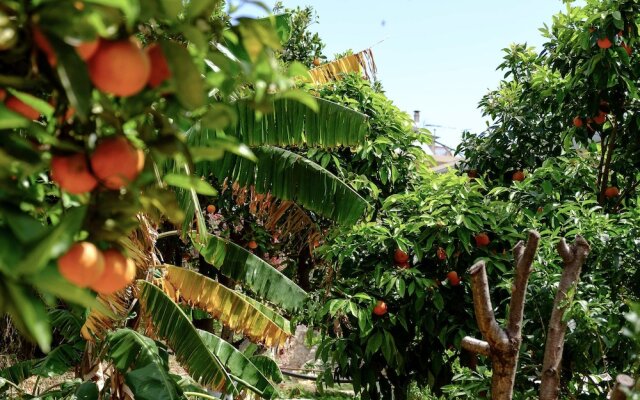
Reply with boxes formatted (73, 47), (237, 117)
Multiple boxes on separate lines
(610, 374), (635, 400)
(539, 235), (590, 400)
(464, 230), (540, 400)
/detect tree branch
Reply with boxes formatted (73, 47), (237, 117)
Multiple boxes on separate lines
(468, 261), (509, 347)
(540, 235), (590, 400)
(461, 336), (490, 357)
(507, 230), (540, 337)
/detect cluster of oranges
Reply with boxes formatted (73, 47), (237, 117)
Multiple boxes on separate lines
(594, 28), (633, 56)
(58, 242), (135, 295)
(26, 29), (171, 293)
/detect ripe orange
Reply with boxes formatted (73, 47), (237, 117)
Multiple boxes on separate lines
(51, 153), (98, 194)
(474, 233), (490, 247)
(206, 204), (216, 213)
(604, 186), (619, 198)
(312, 58), (321, 67)
(512, 170), (525, 182)
(597, 37), (612, 49)
(87, 38), (150, 97)
(537, 206), (544, 214)
(248, 240), (258, 249)
(33, 27), (57, 66)
(373, 300), (387, 316)
(89, 249), (136, 294)
(573, 116), (583, 127)
(58, 242), (105, 287)
(447, 271), (460, 286)
(145, 43), (171, 88)
(592, 111), (607, 125)
(436, 247), (447, 260)
(6, 96), (40, 120)
(90, 136), (145, 189)
(467, 169), (478, 178)
(394, 248), (409, 264)
(76, 39), (100, 61)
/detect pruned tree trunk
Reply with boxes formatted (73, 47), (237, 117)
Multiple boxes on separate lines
(539, 236), (590, 400)
(462, 230), (540, 400)
(610, 374), (635, 400)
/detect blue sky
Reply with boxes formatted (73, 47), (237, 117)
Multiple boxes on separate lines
(243, 1), (568, 148)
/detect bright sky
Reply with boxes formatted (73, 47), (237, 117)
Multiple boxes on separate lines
(246, 1), (568, 148)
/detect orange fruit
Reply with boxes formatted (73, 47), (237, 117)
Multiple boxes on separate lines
(145, 43), (171, 88)
(89, 249), (136, 294)
(6, 96), (40, 120)
(76, 39), (100, 61)
(604, 186), (619, 198)
(467, 169), (478, 178)
(58, 242), (105, 287)
(87, 39), (150, 97)
(447, 271), (460, 286)
(512, 170), (525, 182)
(248, 240), (258, 249)
(474, 233), (490, 247)
(206, 204), (216, 213)
(597, 37), (612, 49)
(573, 116), (583, 127)
(312, 58), (321, 67)
(373, 300), (387, 316)
(33, 27), (57, 66)
(436, 247), (446, 260)
(51, 153), (98, 194)
(394, 248), (409, 264)
(592, 111), (607, 125)
(90, 136), (145, 189)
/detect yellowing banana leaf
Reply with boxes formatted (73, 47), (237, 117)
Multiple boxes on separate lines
(163, 266), (292, 347)
(190, 232), (307, 312)
(81, 290), (131, 341)
(309, 48), (377, 85)
(137, 281), (233, 394)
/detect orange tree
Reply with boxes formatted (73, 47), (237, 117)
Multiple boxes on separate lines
(0, 0), (348, 398)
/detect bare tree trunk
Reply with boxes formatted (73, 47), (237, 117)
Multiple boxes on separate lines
(539, 236), (590, 400)
(610, 374), (635, 400)
(462, 231), (540, 400)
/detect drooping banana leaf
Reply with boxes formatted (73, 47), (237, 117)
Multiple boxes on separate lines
(249, 355), (284, 384)
(107, 329), (181, 400)
(0, 360), (34, 391)
(81, 290), (131, 341)
(223, 97), (369, 148)
(308, 49), (377, 84)
(203, 146), (368, 225)
(32, 342), (84, 377)
(163, 266), (292, 347)
(197, 329), (278, 399)
(137, 281), (233, 394)
(190, 232), (307, 312)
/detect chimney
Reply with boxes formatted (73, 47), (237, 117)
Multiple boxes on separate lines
(413, 110), (420, 125)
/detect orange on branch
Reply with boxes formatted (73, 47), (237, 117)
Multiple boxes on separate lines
(474, 233), (490, 247)
(597, 37), (612, 49)
(51, 153), (98, 194)
(90, 136), (145, 189)
(75, 39), (99, 60)
(88, 39), (150, 97)
(373, 300), (387, 316)
(145, 43), (171, 88)
(58, 242), (104, 287)
(573, 116), (583, 127)
(248, 240), (258, 249)
(512, 170), (525, 182)
(394, 248), (409, 264)
(447, 271), (460, 286)
(89, 249), (136, 294)
(206, 204), (216, 213)
(604, 186), (619, 198)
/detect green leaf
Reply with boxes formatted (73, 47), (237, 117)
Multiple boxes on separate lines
(190, 232), (307, 312)
(49, 36), (92, 120)
(0, 104), (30, 129)
(6, 283), (51, 352)
(249, 355), (283, 384)
(164, 173), (217, 196)
(198, 329), (278, 398)
(84, 0), (140, 27)
(161, 40), (205, 110)
(74, 382), (99, 400)
(16, 206), (87, 276)
(33, 343), (83, 377)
